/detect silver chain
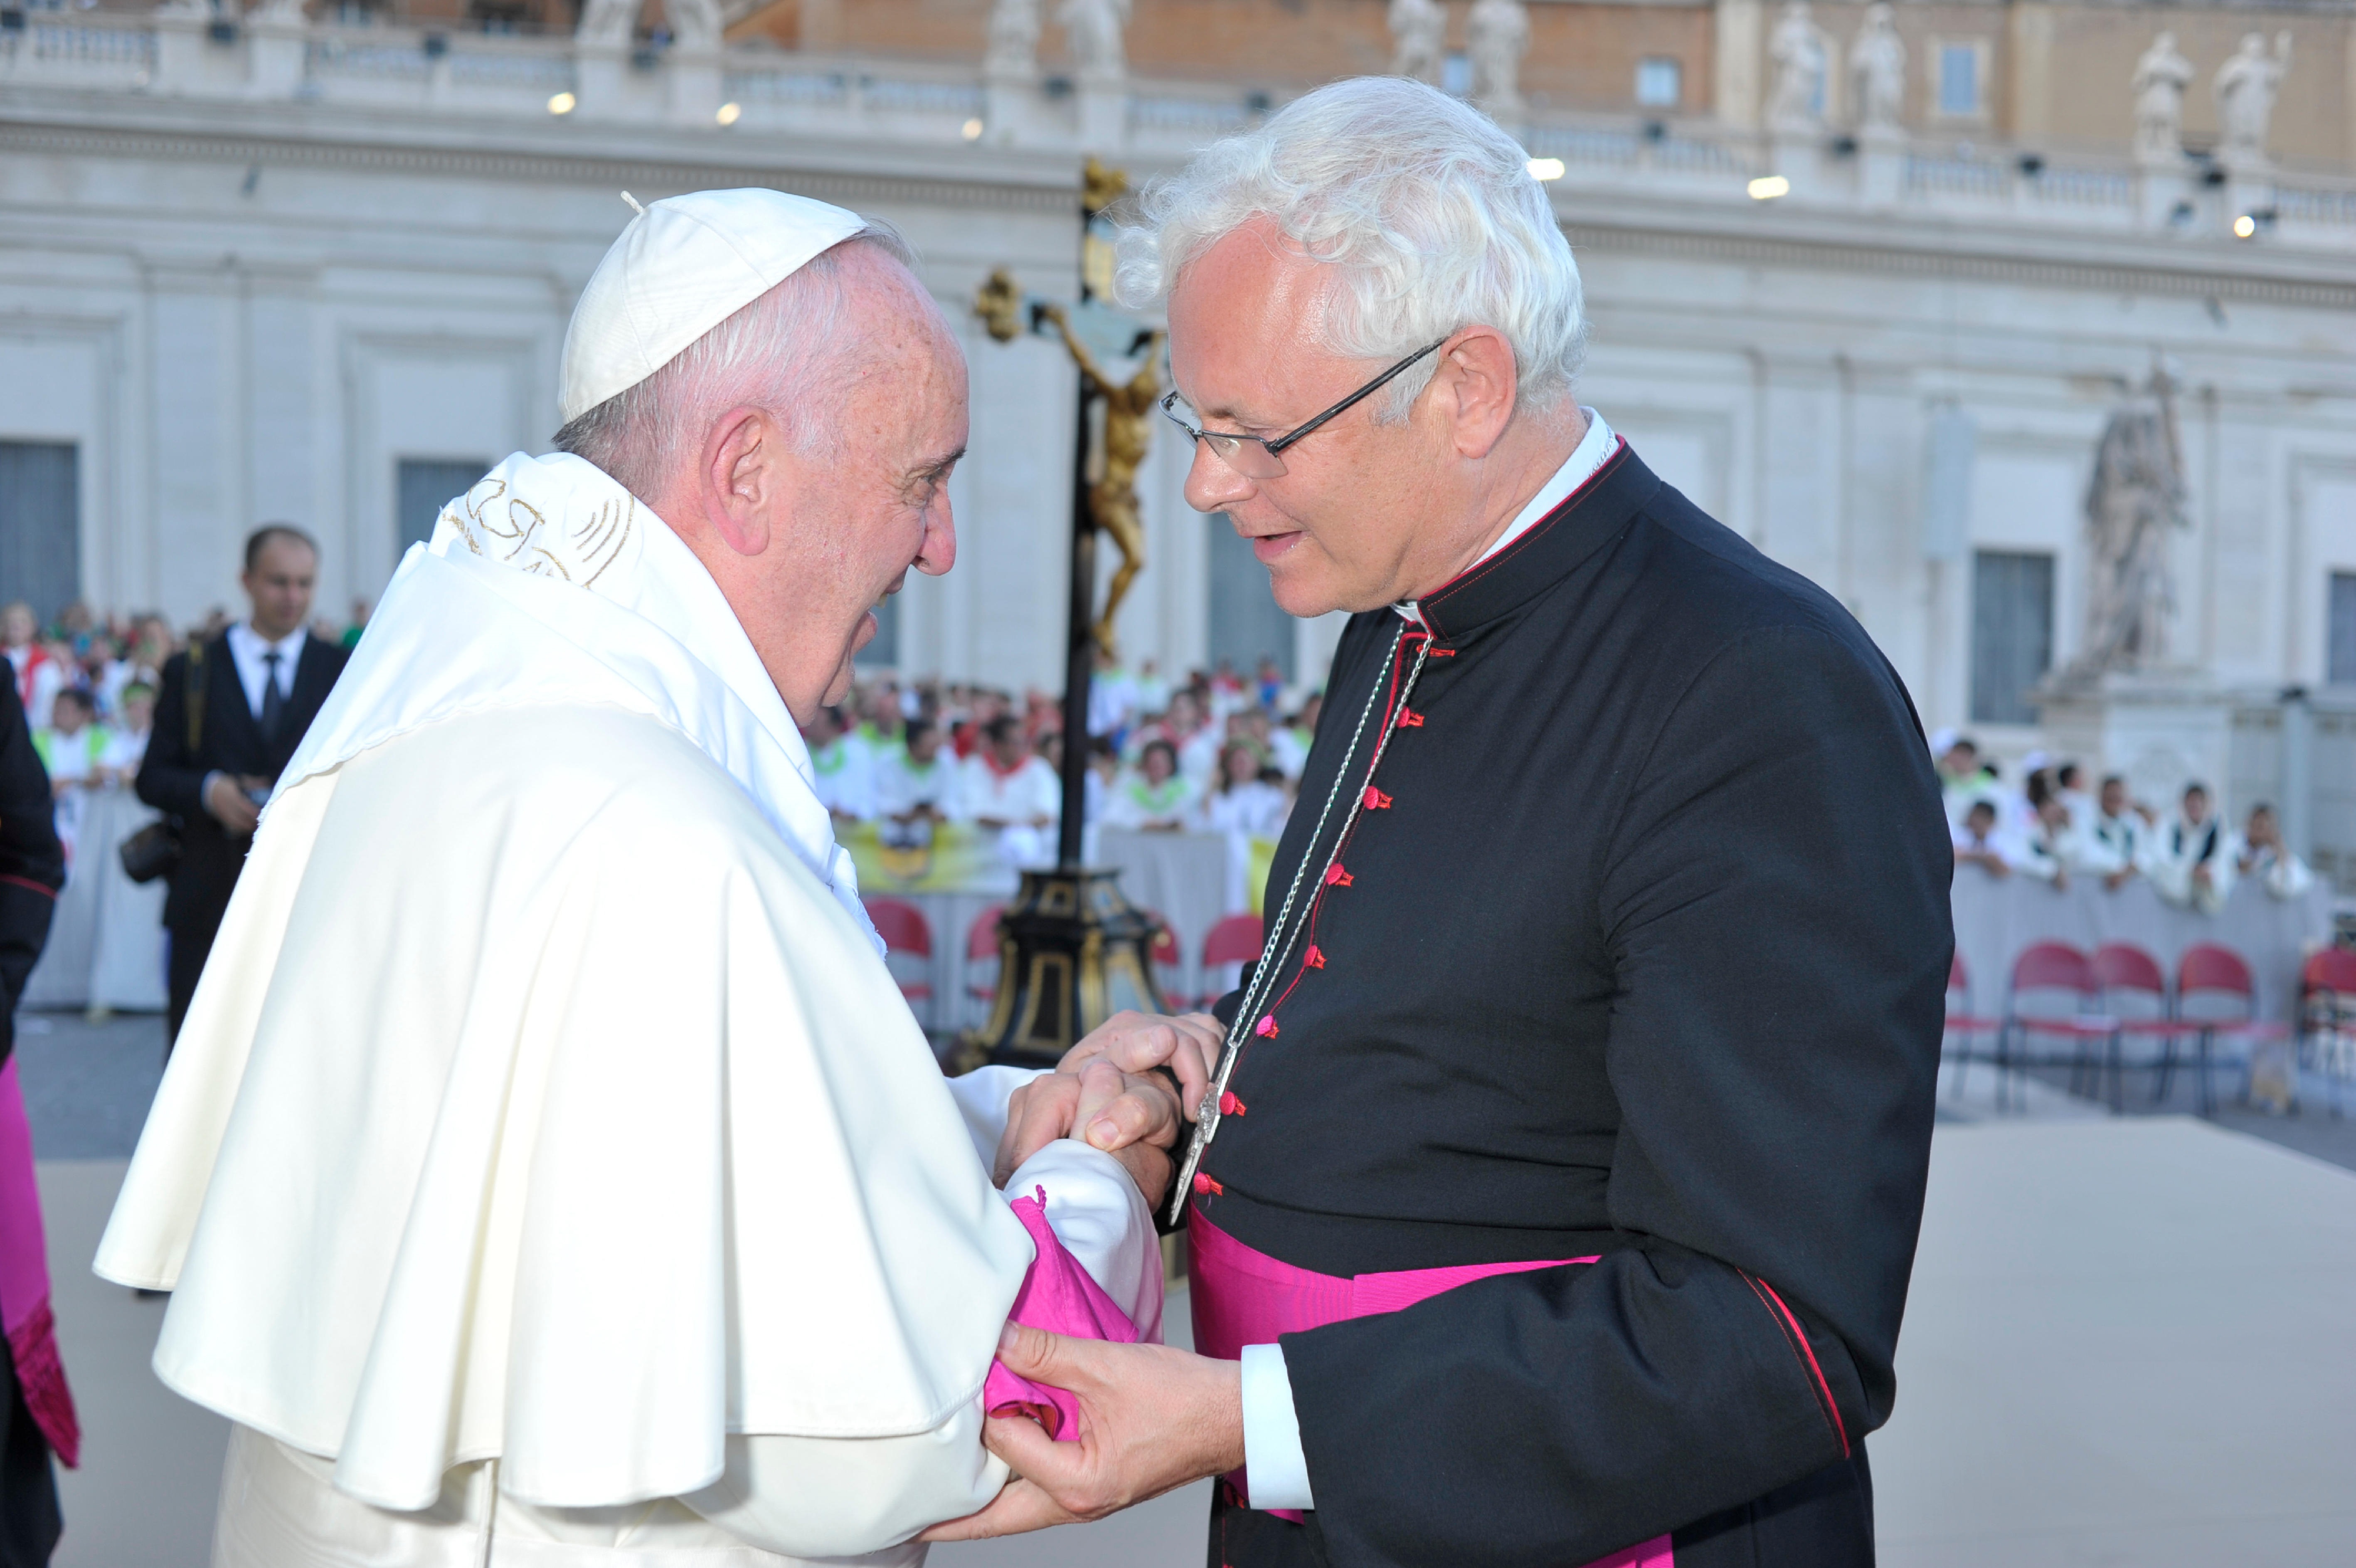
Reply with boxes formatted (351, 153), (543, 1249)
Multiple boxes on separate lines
(1167, 626), (1434, 1224)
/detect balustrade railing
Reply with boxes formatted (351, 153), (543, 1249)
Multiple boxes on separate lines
(2, 10), (2351, 244)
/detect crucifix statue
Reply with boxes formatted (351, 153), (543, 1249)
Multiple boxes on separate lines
(1037, 305), (1163, 659)
(960, 159), (1169, 1068)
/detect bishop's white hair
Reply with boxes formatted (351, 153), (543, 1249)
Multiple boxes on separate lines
(1112, 76), (1586, 422)
(554, 222), (918, 498)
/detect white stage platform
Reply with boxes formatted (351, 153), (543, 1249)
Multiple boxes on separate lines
(33, 1116), (2356, 1565)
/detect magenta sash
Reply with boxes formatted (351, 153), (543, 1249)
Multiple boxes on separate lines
(982, 1186), (1139, 1441)
(0, 1057), (77, 1467)
(1188, 1206), (1669, 1566)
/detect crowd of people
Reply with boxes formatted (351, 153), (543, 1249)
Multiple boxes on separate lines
(1935, 730), (2317, 912)
(799, 655), (1314, 895)
(1, 597), (365, 865)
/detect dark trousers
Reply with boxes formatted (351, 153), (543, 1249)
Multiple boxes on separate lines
(0, 1339), (60, 1568)
(165, 911), (224, 1050)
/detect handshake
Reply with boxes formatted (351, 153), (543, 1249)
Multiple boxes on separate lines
(989, 1009), (1228, 1210)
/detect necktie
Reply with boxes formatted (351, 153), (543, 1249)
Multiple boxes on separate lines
(260, 650), (288, 744)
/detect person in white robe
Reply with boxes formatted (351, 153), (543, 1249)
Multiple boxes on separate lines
(874, 717), (959, 849)
(958, 716), (1060, 871)
(1103, 739), (1198, 832)
(803, 703), (877, 823)
(2011, 793), (2073, 888)
(2150, 781), (2234, 914)
(1199, 740), (1290, 912)
(94, 187), (1215, 1568)
(2229, 802), (2315, 900)
(2070, 774), (2151, 890)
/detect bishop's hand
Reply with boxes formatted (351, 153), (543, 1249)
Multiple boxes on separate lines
(917, 1326), (1244, 1542)
(992, 1011), (1227, 1185)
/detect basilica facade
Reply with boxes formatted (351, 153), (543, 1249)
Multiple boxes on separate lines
(2, 0), (2353, 876)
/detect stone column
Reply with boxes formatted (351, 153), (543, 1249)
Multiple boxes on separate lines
(245, 4), (308, 100)
(152, 0), (242, 98)
(2007, 2), (2054, 143)
(1715, 0), (1764, 129)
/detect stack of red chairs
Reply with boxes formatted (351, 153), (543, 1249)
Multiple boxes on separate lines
(1942, 952), (2002, 1103)
(1996, 943), (2119, 1114)
(1195, 914), (1265, 1013)
(863, 897), (934, 1006)
(965, 904), (1006, 1015)
(2174, 942), (2290, 1116)
(2300, 948), (2356, 1118)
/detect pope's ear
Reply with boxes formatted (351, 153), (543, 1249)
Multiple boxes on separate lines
(700, 405), (781, 557)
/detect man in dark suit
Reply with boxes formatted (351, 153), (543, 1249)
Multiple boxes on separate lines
(138, 526), (348, 1045)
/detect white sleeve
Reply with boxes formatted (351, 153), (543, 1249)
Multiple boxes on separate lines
(1240, 1343), (1314, 1509)
(941, 1064), (1045, 1171)
(685, 1139), (1162, 1559)
(1000, 1136), (1163, 1343)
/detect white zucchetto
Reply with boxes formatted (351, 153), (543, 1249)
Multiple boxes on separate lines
(559, 187), (867, 424)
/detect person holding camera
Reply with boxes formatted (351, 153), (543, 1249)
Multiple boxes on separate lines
(136, 526), (348, 1046)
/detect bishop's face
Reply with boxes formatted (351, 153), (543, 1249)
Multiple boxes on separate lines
(1168, 221), (1485, 618)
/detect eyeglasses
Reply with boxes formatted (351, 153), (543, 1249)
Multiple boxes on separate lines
(1159, 338), (1448, 479)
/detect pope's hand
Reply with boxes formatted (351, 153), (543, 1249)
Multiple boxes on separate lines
(996, 1058), (1176, 1208)
(917, 1326), (1243, 1541)
(993, 1010), (1226, 1180)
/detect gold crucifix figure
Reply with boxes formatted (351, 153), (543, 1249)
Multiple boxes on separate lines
(1037, 304), (1163, 661)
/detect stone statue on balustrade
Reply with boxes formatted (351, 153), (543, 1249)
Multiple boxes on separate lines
(1058, 0), (1130, 81)
(2070, 371), (2190, 680)
(985, 0), (1042, 80)
(1466, 0), (1529, 123)
(2213, 31), (2292, 172)
(667, 0), (722, 54)
(1767, 1), (1829, 133)
(2130, 32), (2195, 166)
(577, 0), (637, 47)
(1847, 3), (1905, 135)
(1387, 0), (1446, 86)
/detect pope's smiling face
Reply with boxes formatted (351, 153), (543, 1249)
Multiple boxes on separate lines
(662, 243), (965, 726)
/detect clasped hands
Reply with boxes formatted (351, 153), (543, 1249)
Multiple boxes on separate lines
(927, 1009), (1244, 1541)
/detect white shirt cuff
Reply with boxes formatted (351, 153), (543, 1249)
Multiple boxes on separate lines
(1239, 1342), (1313, 1510)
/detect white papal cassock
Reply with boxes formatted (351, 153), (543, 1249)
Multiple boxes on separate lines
(95, 451), (1160, 1566)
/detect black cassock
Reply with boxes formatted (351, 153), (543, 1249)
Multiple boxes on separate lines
(1192, 445), (1954, 1568)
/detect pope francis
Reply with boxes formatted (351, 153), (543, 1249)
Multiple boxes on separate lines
(94, 190), (1198, 1566)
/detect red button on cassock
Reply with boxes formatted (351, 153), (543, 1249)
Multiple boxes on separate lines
(1397, 708), (1425, 728)
(1254, 1015), (1279, 1038)
(1193, 1172), (1224, 1196)
(1304, 944), (1326, 969)
(1324, 863), (1353, 887)
(1219, 1091), (1246, 1116)
(1363, 786), (1392, 810)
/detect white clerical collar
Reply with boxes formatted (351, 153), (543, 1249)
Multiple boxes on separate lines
(1395, 408), (1617, 625)
(228, 621), (307, 661)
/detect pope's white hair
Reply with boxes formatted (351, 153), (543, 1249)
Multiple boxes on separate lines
(1113, 76), (1585, 422)
(554, 222), (920, 498)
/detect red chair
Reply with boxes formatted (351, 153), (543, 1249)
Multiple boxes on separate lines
(1942, 952), (2003, 1102)
(1199, 914), (1266, 1011)
(964, 904), (1006, 1010)
(1999, 942), (2119, 1113)
(863, 897), (934, 1004)
(1139, 910), (1185, 1007)
(2176, 942), (2289, 1117)
(2091, 942), (2205, 1107)
(2299, 948), (2356, 1118)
